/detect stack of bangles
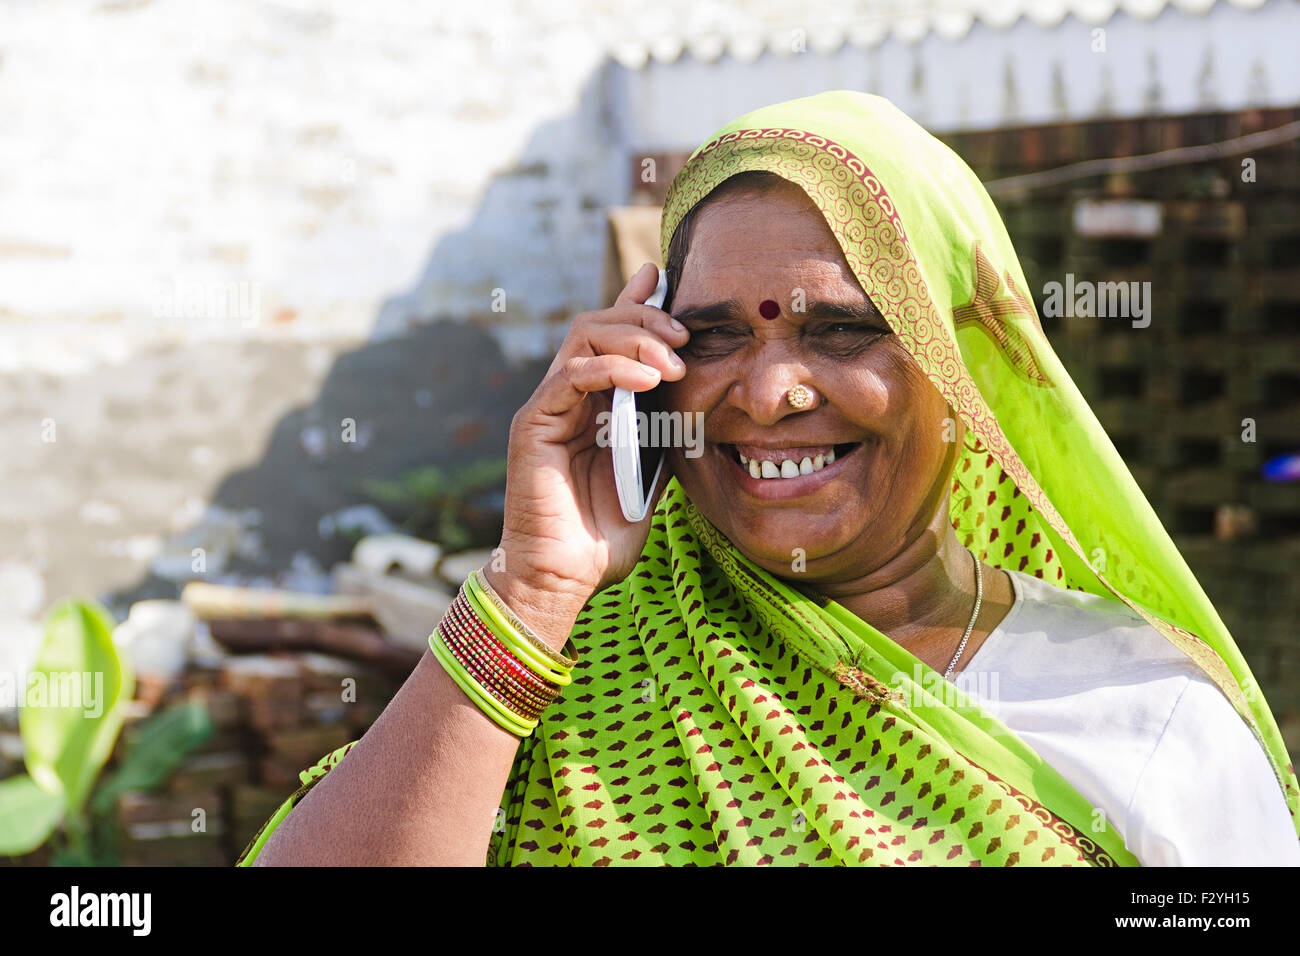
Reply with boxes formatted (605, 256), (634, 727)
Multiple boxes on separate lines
(428, 568), (577, 737)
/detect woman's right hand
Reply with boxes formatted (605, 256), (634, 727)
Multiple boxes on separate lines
(486, 263), (690, 648)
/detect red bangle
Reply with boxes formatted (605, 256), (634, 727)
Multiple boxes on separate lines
(438, 629), (550, 720)
(440, 626), (554, 717)
(435, 588), (563, 722)
(442, 596), (558, 705)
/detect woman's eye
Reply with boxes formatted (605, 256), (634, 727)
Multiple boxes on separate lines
(814, 322), (887, 337)
(808, 321), (891, 355)
(680, 325), (746, 358)
(685, 325), (744, 343)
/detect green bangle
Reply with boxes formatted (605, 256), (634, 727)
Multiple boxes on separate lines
(431, 632), (536, 737)
(463, 573), (573, 686)
(429, 630), (536, 737)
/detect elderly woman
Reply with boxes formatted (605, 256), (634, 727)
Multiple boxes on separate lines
(242, 91), (1299, 866)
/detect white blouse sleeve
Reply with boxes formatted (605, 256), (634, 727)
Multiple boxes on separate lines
(1123, 675), (1300, 866)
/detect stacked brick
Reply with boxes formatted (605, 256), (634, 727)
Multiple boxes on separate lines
(0, 652), (403, 867)
(147, 652), (396, 866)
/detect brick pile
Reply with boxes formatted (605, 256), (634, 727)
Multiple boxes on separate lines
(154, 652), (398, 865)
(12, 652), (404, 867)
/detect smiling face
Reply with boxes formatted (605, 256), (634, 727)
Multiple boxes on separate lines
(658, 176), (963, 584)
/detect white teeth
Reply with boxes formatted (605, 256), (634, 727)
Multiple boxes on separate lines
(738, 447), (847, 479)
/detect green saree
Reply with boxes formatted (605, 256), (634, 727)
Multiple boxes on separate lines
(238, 90), (1299, 867)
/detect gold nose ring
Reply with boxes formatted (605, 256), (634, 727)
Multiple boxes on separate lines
(786, 385), (814, 410)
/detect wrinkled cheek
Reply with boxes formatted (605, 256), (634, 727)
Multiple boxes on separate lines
(838, 369), (892, 419)
(658, 370), (731, 471)
(657, 365), (723, 417)
(667, 445), (702, 482)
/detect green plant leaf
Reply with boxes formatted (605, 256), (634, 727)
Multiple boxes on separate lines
(405, 465), (450, 499)
(437, 509), (469, 552)
(457, 457), (508, 489)
(358, 459), (507, 511)
(356, 476), (414, 509)
(0, 774), (65, 855)
(52, 845), (96, 867)
(20, 598), (134, 815)
(356, 457), (508, 550)
(92, 699), (212, 817)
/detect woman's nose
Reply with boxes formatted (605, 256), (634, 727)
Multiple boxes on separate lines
(727, 362), (819, 424)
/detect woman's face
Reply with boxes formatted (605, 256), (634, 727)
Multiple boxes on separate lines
(659, 180), (961, 583)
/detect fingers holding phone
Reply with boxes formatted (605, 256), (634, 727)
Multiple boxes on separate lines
(534, 264), (687, 418)
(494, 263), (688, 619)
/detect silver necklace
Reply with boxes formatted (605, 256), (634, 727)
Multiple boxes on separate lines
(943, 549), (983, 679)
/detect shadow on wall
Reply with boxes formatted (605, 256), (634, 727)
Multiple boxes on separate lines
(100, 60), (636, 614)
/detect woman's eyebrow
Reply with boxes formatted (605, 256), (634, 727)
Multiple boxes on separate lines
(671, 299), (746, 325)
(801, 300), (886, 323)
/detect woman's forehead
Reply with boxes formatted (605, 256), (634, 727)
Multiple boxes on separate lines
(680, 197), (862, 303)
(688, 192), (848, 263)
(691, 179), (828, 234)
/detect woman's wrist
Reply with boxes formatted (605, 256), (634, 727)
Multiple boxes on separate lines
(428, 570), (582, 738)
(480, 560), (593, 656)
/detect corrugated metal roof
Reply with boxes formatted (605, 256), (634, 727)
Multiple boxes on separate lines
(610, 0), (1271, 68)
(617, 0), (1297, 136)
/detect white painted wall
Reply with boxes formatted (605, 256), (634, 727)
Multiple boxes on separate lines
(1, 0), (1291, 372)
(0, 0), (633, 369)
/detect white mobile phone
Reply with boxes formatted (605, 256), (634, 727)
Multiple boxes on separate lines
(612, 268), (669, 522)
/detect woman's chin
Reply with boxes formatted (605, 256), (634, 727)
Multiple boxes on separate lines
(715, 511), (859, 571)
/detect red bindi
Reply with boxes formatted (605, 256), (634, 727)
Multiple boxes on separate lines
(758, 299), (780, 319)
